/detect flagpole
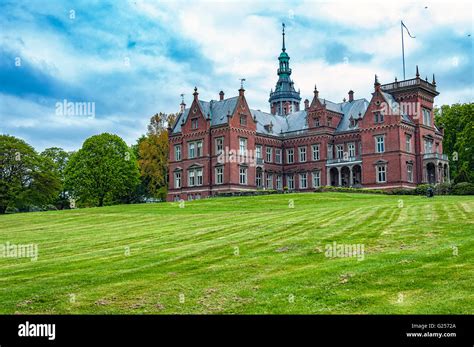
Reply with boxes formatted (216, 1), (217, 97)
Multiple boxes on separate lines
(401, 20), (406, 80)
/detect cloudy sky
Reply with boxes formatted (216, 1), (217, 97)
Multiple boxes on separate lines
(1, 0), (472, 151)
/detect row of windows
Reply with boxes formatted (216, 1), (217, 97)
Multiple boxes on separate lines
(174, 135), (420, 162)
(189, 113), (248, 131)
(375, 163), (413, 183)
(373, 108), (432, 127)
(174, 168), (322, 189)
(174, 140), (203, 161)
(174, 163), (414, 188)
(174, 168), (203, 188)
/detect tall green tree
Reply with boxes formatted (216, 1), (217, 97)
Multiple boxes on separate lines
(435, 103), (474, 183)
(0, 135), (61, 213)
(137, 113), (177, 200)
(41, 147), (70, 209)
(65, 133), (140, 207)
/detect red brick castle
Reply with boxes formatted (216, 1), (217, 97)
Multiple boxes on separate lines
(167, 24), (449, 201)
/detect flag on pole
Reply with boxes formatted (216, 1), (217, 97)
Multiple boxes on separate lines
(401, 21), (416, 80)
(401, 21), (416, 38)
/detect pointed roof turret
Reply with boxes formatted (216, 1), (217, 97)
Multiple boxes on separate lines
(269, 23), (301, 115)
(282, 22), (286, 52)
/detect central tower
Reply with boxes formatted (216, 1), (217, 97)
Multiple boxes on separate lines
(269, 23), (301, 115)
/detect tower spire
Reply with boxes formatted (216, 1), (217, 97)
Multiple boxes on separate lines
(282, 23), (286, 52)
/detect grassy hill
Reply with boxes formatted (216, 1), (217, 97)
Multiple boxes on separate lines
(0, 192), (473, 314)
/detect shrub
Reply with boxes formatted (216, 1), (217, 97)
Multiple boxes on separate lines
(414, 184), (433, 195)
(28, 205), (43, 212)
(43, 204), (58, 211)
(435, 182), (452, 195)
(452, 182), (474, 195)
(5, 206), (19, 214)
(387, 188), (415, 195)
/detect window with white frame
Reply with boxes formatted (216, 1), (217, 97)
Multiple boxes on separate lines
(376, 165), (387, 183)
(375, 136), (385, 153)
(188, 170), (195, 186)
(266, 173), (273, 189)
(406, 134), (412, 153)
(287, 174), (294, 190)
(312, 144), (320, 161)
(299, 146), (307, 162)
(256, 170), (263, 188)
(299, 173), (308, 189)
(348, 143), (355, 158)
(215, 137), (224, 154)
(239, 138), (247, 156)
(407, 163), (413, 183)
(188, 140), (203, 158)
(374, 111), (384, 123)
(188, 142), (196, 159)
(287, 148), (294, 164)
(266, 147), (272, 163)
(196, 168), (203, 186)
(424, 139), (433, 153)
(239, 166), (247, 185)
(174, 171), (181, 188)
(312, 171), (321, 188)
(275, 149), (282, 163)
(197, 141), (203, 157)
(422, 108), (431, 126)
(256, 145), (262, 160)
(327, 144), (333, 159)
(215, 166), (223, 184)
(240, 114), (247, 126)
(336, 145), (344, 159)
(174, 145), (181, 161)
(276, 175), (282, 190)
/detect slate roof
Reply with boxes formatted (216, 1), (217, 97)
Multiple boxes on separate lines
(171, 97), (238, 133)
(172, 95), (370, 136)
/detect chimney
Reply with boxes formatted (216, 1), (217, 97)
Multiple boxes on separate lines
(193, 87), (199, 101)
(219, 90), (224, 101)
(304, 99), (309, 110)
(348, 90), (354, 102)
(179, 93), (186, 113)
(374, 74), (381, 91)
(239, 87), (245, 97)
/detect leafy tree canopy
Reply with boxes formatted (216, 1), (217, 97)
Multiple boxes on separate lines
(435, 103), (473, 183)
(0, 135), (61, 213)
(65, 133), (139, 207)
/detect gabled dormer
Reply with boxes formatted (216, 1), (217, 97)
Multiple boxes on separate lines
(180, 87), (210, 134)
(228, 87), (257, 132)
(307, 85), (324, 128)
(359, 75), (404, 129)
(306, 85), (343, 129)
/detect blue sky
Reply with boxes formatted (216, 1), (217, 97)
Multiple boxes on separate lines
(0, 0), (472, 151)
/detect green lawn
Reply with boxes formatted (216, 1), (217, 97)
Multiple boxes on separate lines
(0, 192), (473, 314)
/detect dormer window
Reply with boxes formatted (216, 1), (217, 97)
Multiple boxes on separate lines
(349, 117), (356, 128)
(191, 118), (198, 129)
(240, 114), (247, 126)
